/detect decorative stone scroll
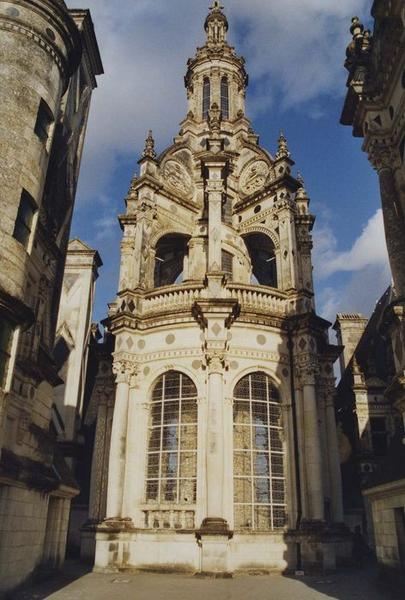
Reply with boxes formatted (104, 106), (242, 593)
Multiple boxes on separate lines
(240, 160), (270, 195)
(163, 160), (194, 197)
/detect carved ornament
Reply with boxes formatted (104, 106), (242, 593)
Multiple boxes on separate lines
(163, 160), (194, 197)
(112, 360), (140, 385)
(206, 352), (226, 374)
(240, 160), (270, 195)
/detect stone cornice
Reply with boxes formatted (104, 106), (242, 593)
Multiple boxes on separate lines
(0, 0), (82, 87)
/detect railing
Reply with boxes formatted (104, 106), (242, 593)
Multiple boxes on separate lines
(143, 508), (196, 530)
(143, 284), (204, 315)
(114, 282), (292, 319)
(226, 284), (287, 315)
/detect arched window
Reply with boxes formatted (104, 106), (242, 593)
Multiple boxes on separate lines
(203, 77), (210, 119)
(243, 233), (277, 288)
(154, 234), (190, 288)
(221, 76), (229, 119)
(233, 372), (286, 530)
(145, 371), (198, 506)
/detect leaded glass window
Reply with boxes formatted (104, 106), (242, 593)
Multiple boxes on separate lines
(220, 76), (229, 119)
(203, 77), (210, 119)
(146, 371), (198, 504)
(233, 372), (286, 530)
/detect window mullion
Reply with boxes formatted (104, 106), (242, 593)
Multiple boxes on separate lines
(158, 373), (165, 504)
(177, 381), (182, 504)
(249, 375), (255, 530)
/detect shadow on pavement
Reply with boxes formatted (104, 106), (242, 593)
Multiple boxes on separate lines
(11, 561), (92, 600)
(282, 562), (405, 600)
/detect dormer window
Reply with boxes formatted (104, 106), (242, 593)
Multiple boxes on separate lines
(221, 76), (229, 119)
(203, 77), (210, 119)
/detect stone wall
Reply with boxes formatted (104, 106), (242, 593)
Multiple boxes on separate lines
(364, 480), (405, 570)
(0, 485), (48, 592)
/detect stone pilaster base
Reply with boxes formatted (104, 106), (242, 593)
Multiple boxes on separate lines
(94, 518), (136, 572)
(285, 521), (352, 573)
(196, 518), (233, 575)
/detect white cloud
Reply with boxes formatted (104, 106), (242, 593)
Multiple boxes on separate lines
(313, 209), (389, 279)
(67, 0), (369, 204)
(313, 209), (391, 321)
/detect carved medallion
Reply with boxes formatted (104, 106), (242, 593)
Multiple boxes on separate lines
(240, 160), (270, 195)
(163, 160), (193, 197)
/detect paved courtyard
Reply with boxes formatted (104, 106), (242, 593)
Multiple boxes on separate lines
(11, 561), (404, 600)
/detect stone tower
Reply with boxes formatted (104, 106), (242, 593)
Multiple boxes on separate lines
(0, 1), (102, 593)
(94, 3), (346, 574)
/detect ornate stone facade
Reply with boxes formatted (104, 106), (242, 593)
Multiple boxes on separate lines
(90, 3), (347, 575)
(341, 0), (405, 575)
(0, 1), (103, 593)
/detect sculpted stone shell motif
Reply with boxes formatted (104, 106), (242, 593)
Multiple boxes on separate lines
(163, 160), (194, 197)
(240, 160), (270, 195)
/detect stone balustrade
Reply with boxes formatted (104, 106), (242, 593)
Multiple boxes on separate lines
(143, 508), (196, 530)
(226, 284), (288, 315)
(114, 282), (292, 320)
(143, 284), (204, 314)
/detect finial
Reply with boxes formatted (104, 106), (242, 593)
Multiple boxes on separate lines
(350, 16), (364, 39)
(205, 1), (228, 45)
(210, 1), (224, 11)
(297, 171), (305, 188)
(142, 130), (156, 160)
(275, 131), (290, 160)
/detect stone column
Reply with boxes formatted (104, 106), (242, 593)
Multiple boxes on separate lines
(370, 143), (405, 298)
(88, 395), (109, 523)
(204, 353), (227, 526)
(122, 386), (149, 526)
(325, 392), (344, 523)
(206, 163), (224, 273)
(105, 360), (134, 519)
(198, 352), (230, 573)
(302, 369), (324, 521)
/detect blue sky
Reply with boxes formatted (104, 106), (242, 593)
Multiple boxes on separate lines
(69, 0), (390, 325)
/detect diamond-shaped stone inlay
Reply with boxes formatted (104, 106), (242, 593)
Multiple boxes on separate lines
(211, 323), (221, 337)
(299, 338), (306, 350)
(128, 300), (136, 313)
(126, 337), (134, 349)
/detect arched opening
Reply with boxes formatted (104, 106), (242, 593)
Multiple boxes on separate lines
(221, 76), (229, 119)
(243, 233), (277, 287)
(233, 372), (286, 531)
(154, 234), (190, 288)
(145, 371), (198, 509)
(203, 77), (210, 120)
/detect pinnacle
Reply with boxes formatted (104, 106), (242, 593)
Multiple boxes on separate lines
(275, 131), (291, 160)
(142, 130), (157, 160)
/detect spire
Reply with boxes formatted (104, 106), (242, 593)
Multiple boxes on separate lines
(275, 131), (291, 160)
(205, 1), (228, 45)
(142, 130), (157, 160)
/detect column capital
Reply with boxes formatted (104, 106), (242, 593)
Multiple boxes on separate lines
(112, 359), (139, 385)
(206, 351), (226, 374)
(368, 140), (401, 173)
